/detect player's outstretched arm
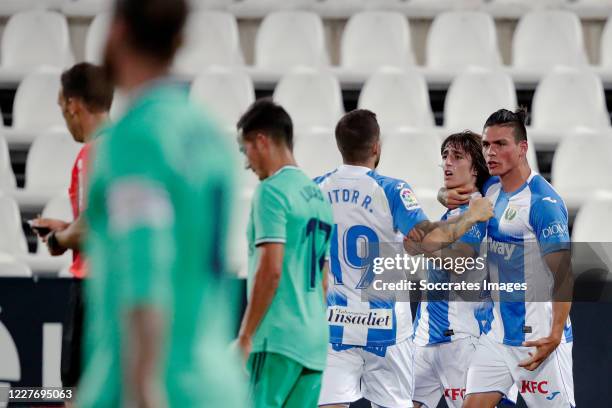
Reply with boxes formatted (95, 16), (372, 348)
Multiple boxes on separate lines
(520, 250), (573, 371)
(238, 243), (284, 361)
(404, 197), (493, 254)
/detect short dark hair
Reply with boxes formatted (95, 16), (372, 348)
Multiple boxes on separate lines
(335, 109), (380, 163)
(61, 63), (114, 113)
(237, 99), (293, 149)
(114, 0), (187, 62)
(483, 108), (528, 142)
(441, 131), (490, 192)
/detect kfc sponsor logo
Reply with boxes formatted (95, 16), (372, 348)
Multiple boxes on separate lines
(444, 388), (466, 401)
(520, 380), (549, 395)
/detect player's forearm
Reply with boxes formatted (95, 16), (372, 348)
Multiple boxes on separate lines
(322, 262), (329, 300)
(550, 301), (571, 340)
(239, 266), (281, 339)
(126, 307), (165, 408)
(421, 214), (478, 253)
(545, 251), (573, 340)
(55, 216), (85, 251)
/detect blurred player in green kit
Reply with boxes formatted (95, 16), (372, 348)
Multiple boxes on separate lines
(237, 100), (334, 408)
(78, 0), (248, 406)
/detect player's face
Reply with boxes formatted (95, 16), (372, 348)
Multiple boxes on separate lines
(58, 91), (83, 143)
(238, 132), (266, 180)
(482, 126), (523, 177)
(442, 145), (475, 189)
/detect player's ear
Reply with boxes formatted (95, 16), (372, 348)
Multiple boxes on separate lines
(254, 132), (268, 150)
(518, 139), (528, 157)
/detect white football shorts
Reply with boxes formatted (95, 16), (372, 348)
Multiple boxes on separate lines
(318, 339), (415, 408)
(466, 333), (575, 407)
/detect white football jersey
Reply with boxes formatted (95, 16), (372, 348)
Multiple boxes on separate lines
(483, 173), (573, 346)
(315, 165), (428, 347)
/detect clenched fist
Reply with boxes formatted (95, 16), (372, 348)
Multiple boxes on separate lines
(467, 197), (494, 223)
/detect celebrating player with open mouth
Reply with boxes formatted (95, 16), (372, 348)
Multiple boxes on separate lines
(410, 130), (491, 408)
(316, 110), (493, 408)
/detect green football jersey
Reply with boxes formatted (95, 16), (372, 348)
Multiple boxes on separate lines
(247, 166), (333, 371)
(79, 82), (247, 407)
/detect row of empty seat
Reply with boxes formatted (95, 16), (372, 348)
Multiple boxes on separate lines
(3, 65), (609, 148)
(77, 9), (612, 73)
(4, 0), (612, 19)
(4, 9), (612, 83)
(2, 117), (610, 215)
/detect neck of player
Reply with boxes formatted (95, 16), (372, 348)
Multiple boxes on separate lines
(500, 160), (532, 193)
(265, 146), (297, 178)
(81, 113), (109, 144)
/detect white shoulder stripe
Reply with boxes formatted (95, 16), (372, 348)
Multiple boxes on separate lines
(107, 177), (173, 234)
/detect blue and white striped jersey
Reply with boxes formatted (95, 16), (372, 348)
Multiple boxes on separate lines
(315, 165), (428, 348)
(484, 173), (573, 346)
(413, 204), (488, 346)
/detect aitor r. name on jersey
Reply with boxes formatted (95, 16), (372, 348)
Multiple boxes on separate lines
(315, 165), (428, 349)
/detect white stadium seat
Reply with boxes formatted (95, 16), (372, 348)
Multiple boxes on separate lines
(0, 195), (28, 256)
(228, 189), (253, 278)
(530, 67), (610, 146)
(189, 0), (236, 10)
(0, 10), (73, 79)
(0, 253), (31, 278)
(85, 12), (111, 64)
(110, 90), (129, 122)
(294, 128), (343, 179)
(572, 193), (612, 274)
(273, 68), (344, 131)
(376, 128), (443, 195)
(3, 68), (66, 146)
(0, 135), (16, 191)
(552, 130), (612, 212)
(512, 10), (588, 72)
(573, 194), (612, 242)
(358, 68), (434, 133)
(600, 15), (612, 68)
(12, 130), (82, 211)
(426, 11), (501, 72)
(255, 11), (328, 71)
(340, 11), (415, 73)
(190, 67), (255, 132)
(62, 0), (112, 18)
(174, 11), (243, 75)
(444, 68), (517, 134)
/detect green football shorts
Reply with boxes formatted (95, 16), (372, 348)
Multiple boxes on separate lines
(249, 352), (323, 408)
